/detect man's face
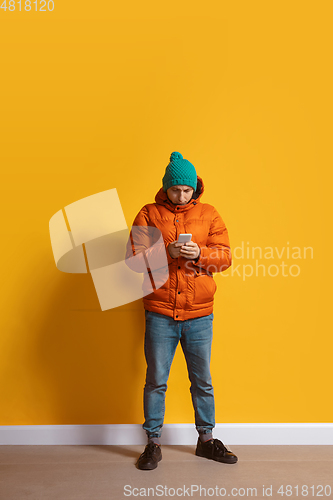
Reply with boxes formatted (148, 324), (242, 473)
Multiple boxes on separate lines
(166, 185), (194, 205)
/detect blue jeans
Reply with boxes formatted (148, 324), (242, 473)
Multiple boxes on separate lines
(143, 310), (215, 438)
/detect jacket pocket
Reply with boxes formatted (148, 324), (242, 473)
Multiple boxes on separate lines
(193, 274), (217, 304)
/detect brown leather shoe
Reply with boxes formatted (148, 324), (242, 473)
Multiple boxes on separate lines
(136, 442), (162, 470)
(195, 438), (238, 464)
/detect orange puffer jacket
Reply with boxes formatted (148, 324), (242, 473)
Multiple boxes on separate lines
(125, 175), (232, 321)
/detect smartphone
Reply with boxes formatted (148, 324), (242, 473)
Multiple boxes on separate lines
(177, 233), (192, 243)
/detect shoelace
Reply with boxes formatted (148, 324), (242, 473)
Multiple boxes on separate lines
(142, 442), (159, 458)
(213, 439), (229, 454)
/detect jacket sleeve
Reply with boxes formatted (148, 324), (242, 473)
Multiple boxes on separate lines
(125, 206), (175, 274)
(193, 208), (232, 273)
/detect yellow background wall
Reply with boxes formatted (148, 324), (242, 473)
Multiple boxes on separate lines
(0, 1), (332, 425)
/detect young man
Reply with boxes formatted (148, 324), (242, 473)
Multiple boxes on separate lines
(125, 151), (237, 470)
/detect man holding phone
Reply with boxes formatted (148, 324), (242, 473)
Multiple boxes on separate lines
(125, 151), (237, 470)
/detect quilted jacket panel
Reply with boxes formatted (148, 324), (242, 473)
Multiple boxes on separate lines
(125, 175), (232, 320)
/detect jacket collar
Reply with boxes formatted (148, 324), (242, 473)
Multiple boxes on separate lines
(154, 175), (204, 213)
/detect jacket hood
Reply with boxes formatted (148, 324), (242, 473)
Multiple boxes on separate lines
(154, 175), (204, 212)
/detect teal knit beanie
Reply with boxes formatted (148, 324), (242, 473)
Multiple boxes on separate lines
(162, 152), (197, 192)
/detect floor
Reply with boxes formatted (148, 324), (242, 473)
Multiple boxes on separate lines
(0, 445), (332, 499)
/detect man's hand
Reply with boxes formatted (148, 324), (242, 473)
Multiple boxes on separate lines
(168, 240), (200, 260)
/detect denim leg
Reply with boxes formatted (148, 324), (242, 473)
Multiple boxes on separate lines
(180, 313), (215, 434)
(143, 311), (181, 438)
